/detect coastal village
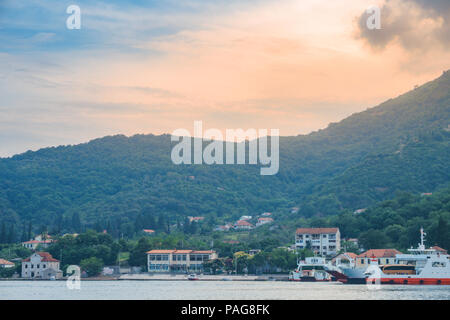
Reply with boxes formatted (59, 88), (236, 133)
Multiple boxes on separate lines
(1, 221), (447, 283)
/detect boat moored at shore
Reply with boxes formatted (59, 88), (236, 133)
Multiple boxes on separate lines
(290, 257), (333, 282)
(365, 228), (450, 285)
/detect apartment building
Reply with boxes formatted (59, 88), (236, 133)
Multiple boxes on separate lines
(146, 249), (218, 273)
(295, 227), (341, 256)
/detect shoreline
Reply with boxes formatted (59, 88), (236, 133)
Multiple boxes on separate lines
(0, 274), (291, 282)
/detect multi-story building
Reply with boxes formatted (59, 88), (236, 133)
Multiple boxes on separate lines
(146, 249), (218, 273)
(21, 252), (62, 279)
(295, 227), (341, 256)
(355, 249), (402, 268)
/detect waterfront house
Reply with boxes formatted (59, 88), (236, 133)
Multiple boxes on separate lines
(355, 249), (402, 268)
(146, 249), (218, 273)
(295, 227), (341, 256)
(234, 220), (254, 230)
(0, 259), (14, 268)
(21, 252), (62, 279)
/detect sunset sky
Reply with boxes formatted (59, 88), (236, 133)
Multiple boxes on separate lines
(0, 0), (449, 156)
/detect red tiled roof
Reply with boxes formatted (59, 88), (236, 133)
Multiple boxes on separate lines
(174, 250), (192, 254)
(432, 246), (447, 253)
(296, 227), (339, 234)
(22, 252), (59, 262)
(258, 217), (273, 221)
(0, 259), (14, 265)
(146, 250), (175, 254)
(146, 249), (216, 254)
(357, 249), (401, 258)
(191, 250), (215, 254)
(143, 229), (155, 233)
(236, 220), (253, 226)
(23, 240), (53, 244)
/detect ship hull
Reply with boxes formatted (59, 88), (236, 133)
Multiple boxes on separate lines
(367, 278), (450, 285)
(339, 267), (367, 284)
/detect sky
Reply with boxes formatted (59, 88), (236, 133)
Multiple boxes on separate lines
(0, 0), (449, 157)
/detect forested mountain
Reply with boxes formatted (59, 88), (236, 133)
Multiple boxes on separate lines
(0, 71), (449, 238)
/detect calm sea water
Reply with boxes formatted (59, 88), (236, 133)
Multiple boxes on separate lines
(1, 281), (449, 300)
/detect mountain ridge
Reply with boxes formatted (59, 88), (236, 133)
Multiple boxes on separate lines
(0, 71), (449, 236)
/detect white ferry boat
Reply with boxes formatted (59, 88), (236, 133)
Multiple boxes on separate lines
(324, 252), (366, 284)
(365, 228), (450, 285)
(289, 257), (333, 282)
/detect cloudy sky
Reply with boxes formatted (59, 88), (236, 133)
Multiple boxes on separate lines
(0, 0), (449, 157)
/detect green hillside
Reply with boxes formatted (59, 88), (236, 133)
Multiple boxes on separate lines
(0, 71), (449, 238)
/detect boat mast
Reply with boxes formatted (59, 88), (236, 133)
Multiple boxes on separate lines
(419, 227), (426, 250)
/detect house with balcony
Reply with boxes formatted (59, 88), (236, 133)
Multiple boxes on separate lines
(295, 227), (341, 256)
(146, 249), (218, 273)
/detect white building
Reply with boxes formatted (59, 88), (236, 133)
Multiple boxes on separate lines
(0, 259), (14, 268)
(22, 239), (54, 250)
(21, 252), (62, 279)
(256, 217), (274, 227)
(146, 249), (218, 273)
(234, 220), (254, 230)
(295, 227), (341, 256)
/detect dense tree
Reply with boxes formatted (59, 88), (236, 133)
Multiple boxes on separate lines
(80, 257), (103, 277)
(129, 237), (152, 268)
